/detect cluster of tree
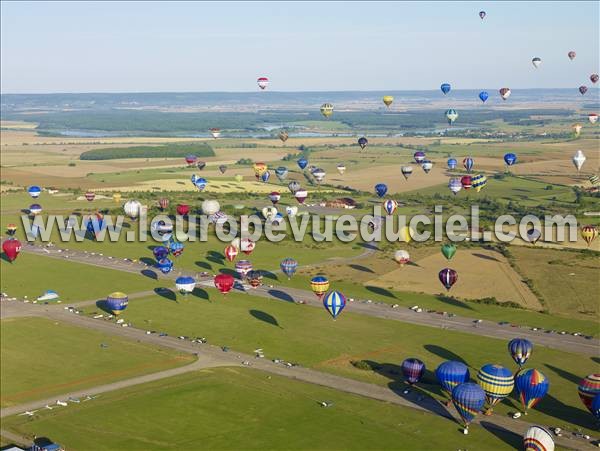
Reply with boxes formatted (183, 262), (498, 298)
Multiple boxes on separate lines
(80, 143), (214, 160)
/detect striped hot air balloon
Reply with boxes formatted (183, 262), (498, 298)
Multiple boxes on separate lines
(106, 292), (128, 315)
(320, 103), (334, 118)
(436, 361), (470, 401)
(471, 174), (487, 192)
(578, 374), (600, 413)
(508, 338), (533, 368)
(383, 199), (398, 215)
(280, 258), (298, 279)
(451, 383), (485, 432)
(310, 276), (329, 300)
(158, 198), (169, 210)
(463, 157), (474, 172)
(235, 260), (253, 278)
(84, 191), (96, 202)
(439, 268), (458, 291)
(246, 270), (263, 288)
(447, 158), (458, 170)
(589, 174), (599, 186)
(224, 244), (238, 262)
(581, 225), (598, 246)
(28, 185), (42, 199)
(323, 290), (346, 319)
(477, 364), (514, 414)
(523, 426), (555, 451)
(448, 178), (462, 195)
(515, 369), (549, 412)
(401, 358), (425, 385)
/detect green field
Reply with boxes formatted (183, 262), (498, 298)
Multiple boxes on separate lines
(80, 289), (600, 434)
(0, 317), (194, 407)
(1, 367), (523, 450)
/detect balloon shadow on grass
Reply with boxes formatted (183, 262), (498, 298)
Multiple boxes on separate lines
(141, 269), (158, 280)
(95, 300), (111, 315)
(268, 289), (295, 303)
(261, 270), (279, 281)
(348, 264), (374, 273)
(249, 309), (282, 328)
(365, 285), (396, 299)
(545, 363), (582, 385)
(219, 268), (239, 279)
(434, 295), (474, 311)
(191, 287), (209, 300)
(206, 250), (225, 265)
(472, 253), (501, 262)
(154, 287), (177, 303)
(139, 257), (155, 266)
(0, 253), (12, 263)
(480, 421), (522, 449)
(195, 261), (212, 270)
(535, 393), (593, 430)
(424, 344), (468, 366)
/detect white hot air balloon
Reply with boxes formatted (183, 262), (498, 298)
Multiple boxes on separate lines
(588, 113), (598, 124)
(573, 150), (586, 171)
(201, 199), (220, 216)
(262, 206), (278, 220)
(421, 161), (433, 174)
(124, 200), (142, 219)
(337, 164), (346, 175)
(257, 77), (269, 90)
(286, 206), (298, 217)
(393, 250), (410, 266)
(313, 168), (326, 183)
(531, 57), (542, 69)
(523, 426), (554, 451)
(401, 166), (414, 180)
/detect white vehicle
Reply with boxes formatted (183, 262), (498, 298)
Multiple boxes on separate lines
(68, 397), (81, 403)
(512, 412), (522, 419)
(56, 400), (68, 406)
(19, 410), (37, 416)
(37, 290), (59, 302)
(44, 405), (53, 410)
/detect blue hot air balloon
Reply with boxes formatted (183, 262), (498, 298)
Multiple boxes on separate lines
(323, 290), (346, 319)
(401, 358), (425, 385)
(156, 258), (173, 274)
(515, 369), (549, 412)
(479, 91), (489, 103)
(436, 361), (471, 399)
(447, 158), (458, 170)
(297, 157), (308, 170)
(440, 83), (451, 95)
(261, 171), (271, 183)
(504, 153), (517, 167)
(507, 338), (533, 368)
(463, 157), (474, 172)
(193, 177), (207, 191)
(175, 276), (196, 294)
(27, 185), (42, 199)
(152, 246), (169, 260)
(105, 292), (128, 315)
(169, 240), (184, 257)
(280, 258), (298, 279)
(592, 394), (600, 420)
(452, 383), (485, 431)
(375, 183), (388, 198)
(275, 166), (289, 181)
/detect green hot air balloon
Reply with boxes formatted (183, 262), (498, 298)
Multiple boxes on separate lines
(441, 244), (456, 261)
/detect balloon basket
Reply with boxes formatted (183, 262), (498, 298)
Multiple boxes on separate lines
(463, 428), (469, 435)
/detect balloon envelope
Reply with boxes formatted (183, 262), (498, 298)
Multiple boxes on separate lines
(401, 358), (425, 384)
(2, 238), (22, 262)
(508, 338), (533, 367)
(374, 183), (388, 198)
(515, 369), (549, 411)
(479, 91), (489, 103)
(578, 374), (600, 413)
(524, 426), (555, 451)
(440, 83), (451, 95)
(323, 290), (346, 319)
(451, 382), (485, 428)
(214, 273), (235, 294)
(436, 361), (470, 396)
(106, 292), (128, 315)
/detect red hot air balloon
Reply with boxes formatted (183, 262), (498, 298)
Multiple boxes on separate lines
(176, 204), (190, 216)
(214, 273), (235, 295)
(240, 238), (255, 255)
(159, 198), (169, 210)
(439, 268), (458, 291)
(461, 176), (473, 190)
(294, 189), (308, 204)
(84, 191), (96, 202)
(224, 244), (238, 262)
(591, 74), (599, 84)
(579, 86), (588, 95)
(2, 238), (22, 262)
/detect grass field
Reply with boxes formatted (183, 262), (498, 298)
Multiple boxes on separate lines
(0, 317), (194, 407)
(79, 289), (600, 434)
(1, 367), (527, 451)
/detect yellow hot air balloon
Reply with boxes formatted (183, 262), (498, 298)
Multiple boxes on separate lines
(113, 192), (122, 204)
(572, 123), (583, 136)
(400, 226), (412, 243)
(253, 162), (267, 179)
(383, 95), (394, 107)
(581, 225), (598, 246)
(320, 103), (334, 118)
(234, 174), (244, 182)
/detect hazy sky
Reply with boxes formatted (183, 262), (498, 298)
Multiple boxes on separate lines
(1, 1), (598, 93)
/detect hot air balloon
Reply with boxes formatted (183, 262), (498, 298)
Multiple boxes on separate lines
(323, 290), (346, 319)
(421, 160), (433, 174)
(28, 204), (42, 216)
(152, 220), (173, 243)
(439, 268), (458, 291)
(262, 206), (277, 220)
(175, 276), (196, 294)
(288, 181), (301, 194)
(235, 259), (253, 277)
(152, 246), (169, 261)
(210, 128), (221, 139)
(499, 88), (511, 100)
(573, 123), (583, 136)
(279, 131), (289, 143)
(581, 225), (598, 246)
(532, 57), (542, 69)
(515, 369), (549, 412)
(526, 228), (542, 245)
(6, 224), (17, 236)
(105, 292), (128, 315)
(374, 183), (388, 198)
(275, 167), (288, 181)
(124, 200), (141, 219)
(246, 270), (263, 288)
(280, 258), (298, 279)
(259, 170), (270, 183)
(413, 151), (426, 164)
(472, 174), (487, 192)
(294, 189), (307, 204)
(393, 249), (410, 266)
(320, 103), (334, 118)
(113, 193), (122, 203)
(224, 244), (238, 262)
(219, 165), (227, 174)
(479, 91), (489, 103)
(401, 358), (425, 384)
(85, 213), (106, 240)
(383, 95), (394, 107)
(286, 205), (298, 217)
(447, 158), (458, 170)
(169, 240), (184, 257)
(201, 199), (219, 216)
(589, 175), (600, 187)
(197, 161), (207, 170)
(590, 74), (599, 84)
(568, 51), (576, 60)
(156, 198), (168, 211)
(591, 394), (600, 420)
(2, 238), (21, 262)
(463, 157), (474, 172)
(477, 364), (514, 414)
(27, 185), (42, 199)
(508, 338), (533, 368)
(578, 374), (600, 413)
(524, 426), (555, 451)
(176, 204), (190, 216)
(452, 382), (485, 433)
(193, 177), (207, 191)
(589, 113), (599, 124)
(448, 178), (462, 195)
(251, 163), (267, 179)
(440, 83), (451, 95)
(336, 163), (346, 175)
(441, 243), (456, 261)
(265, 191), (280, 205)
(185, 155), (197, 166)
(214, 273), (235, 295)
(297, 157), (308, 170)
(479, 10), (486, 19)
(579, 86), (588, 95)
(572, 150), (586, 171)
(156, 258), (173, 274)
(310, 275), (329, 299)
(240, 238), (255, 255)
(257, 77), (269, 90)
(312, 168), (326, 184)
(445, 109), (458, 125)
(357, 137), (369, 150)
(504, 153), (517, 166)
(436, 361), (471, 401)
(383, 199), (398, 215)
(233, 174), (244, 183)
(401, 166), (413, 180)
(461, 175), (472, 190)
